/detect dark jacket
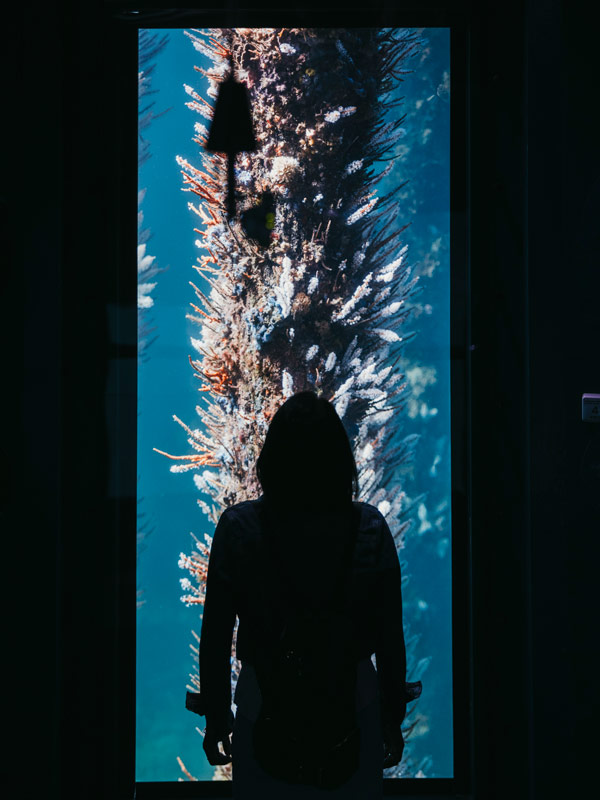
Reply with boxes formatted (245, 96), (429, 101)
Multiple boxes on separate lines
(192, 495), (408, 731)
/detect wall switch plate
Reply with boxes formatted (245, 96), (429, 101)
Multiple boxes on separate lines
(582, 394), (600, 422)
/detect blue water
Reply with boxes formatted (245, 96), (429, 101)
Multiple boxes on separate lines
(137, 27), (451, 782)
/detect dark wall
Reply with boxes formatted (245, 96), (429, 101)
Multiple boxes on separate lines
(471, 3), (599, 800)
(527, 1), (599, 795)
(8, 2), (598, 799)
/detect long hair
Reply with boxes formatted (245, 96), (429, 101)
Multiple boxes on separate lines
(256, 390), (359, 516)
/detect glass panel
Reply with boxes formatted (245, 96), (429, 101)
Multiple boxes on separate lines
(137, 26), (451, 782)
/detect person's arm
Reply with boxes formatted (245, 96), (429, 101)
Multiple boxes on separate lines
(374, 511), (408, 730)
(198, 509), (237, 734)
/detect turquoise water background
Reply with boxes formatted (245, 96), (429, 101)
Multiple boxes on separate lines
(137, 28), (451, 782)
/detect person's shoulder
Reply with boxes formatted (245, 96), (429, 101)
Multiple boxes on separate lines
(352, 500), (389, 531)
(224, 497), (260, 513)
(216, 499), (263, 557)
(220, 497), (264, 530)
(351, 502), (393, 566)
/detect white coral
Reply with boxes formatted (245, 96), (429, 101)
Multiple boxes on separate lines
(306, 345), (319, 362)
(270, 156), (300, 184)
(282, 369), (294, 398)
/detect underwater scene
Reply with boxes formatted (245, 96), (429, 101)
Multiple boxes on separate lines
(137, 27), (451, 782)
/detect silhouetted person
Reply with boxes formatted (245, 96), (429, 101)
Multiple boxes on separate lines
(196, 390), (408, 797)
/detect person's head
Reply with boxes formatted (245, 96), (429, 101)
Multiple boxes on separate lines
(256, 390), (359, 512)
